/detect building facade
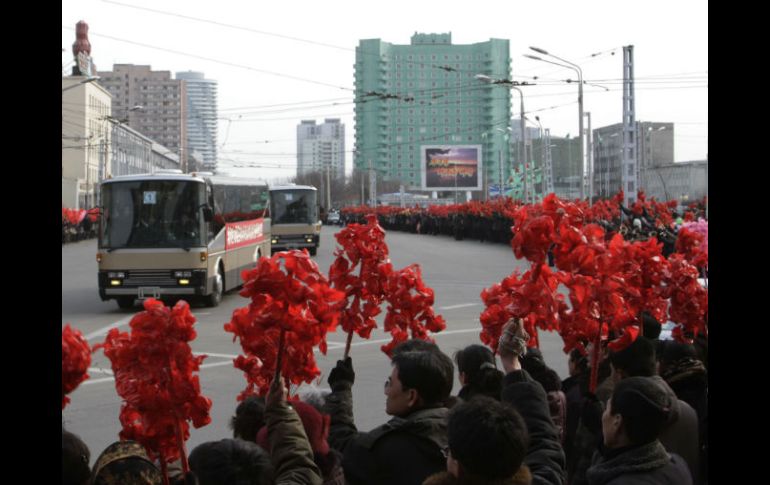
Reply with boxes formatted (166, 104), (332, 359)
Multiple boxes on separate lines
(640, 159), (707, 203)
(96, 64), (188, 170)
(296, 119), (345, 179)
(109, 122), (180, 178)
(176, 71), (218, 171)
(592, 121), (674, 199)
(353, 33), (511, 192)
(62, 76), (112, 209)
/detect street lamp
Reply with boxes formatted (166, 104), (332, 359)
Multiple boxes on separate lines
(474, 74), (528, 202)
(526, 48), (584, 199)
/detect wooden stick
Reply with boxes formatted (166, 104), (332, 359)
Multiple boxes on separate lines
(274, 328), (286, 381)
(343, 330), (354, 359)
(589, 327), (602, 394)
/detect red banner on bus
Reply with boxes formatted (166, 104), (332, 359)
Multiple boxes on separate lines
(225, 218), (265, 250)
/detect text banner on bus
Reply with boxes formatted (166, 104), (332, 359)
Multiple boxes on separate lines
(225, 218), (265, 250)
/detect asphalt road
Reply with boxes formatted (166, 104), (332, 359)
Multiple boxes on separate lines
(62, 224), (570, 464)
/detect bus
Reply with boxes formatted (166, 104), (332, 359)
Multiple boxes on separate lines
(97, 170), (271, 309)
(268, 185), (322, 255)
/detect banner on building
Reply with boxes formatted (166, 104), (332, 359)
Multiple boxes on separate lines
(421, 145), (482, 191)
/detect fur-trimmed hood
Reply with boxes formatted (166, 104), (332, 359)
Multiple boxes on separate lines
(422, 465), (532, 485)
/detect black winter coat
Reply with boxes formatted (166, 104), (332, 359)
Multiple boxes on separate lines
(324, 384), (448, 485)
(586, 440), (692, 485)
(500, 370), (566, 485)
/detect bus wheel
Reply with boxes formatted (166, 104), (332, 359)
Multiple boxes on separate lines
(205, 268), (223, 307)
(116, 297), (135, 309)
(309, 247), (317, 256)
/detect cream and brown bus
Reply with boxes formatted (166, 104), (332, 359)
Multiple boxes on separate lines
(268, 185), (322, 256)
(97, 170), (271, 309)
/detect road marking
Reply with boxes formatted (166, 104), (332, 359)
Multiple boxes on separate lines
(195, 352), (238, 359)
(78, 327), (482, 387)
(85, 316), (134, 341)
(88, 367), (113, 375)
(439, 303), (480, 310)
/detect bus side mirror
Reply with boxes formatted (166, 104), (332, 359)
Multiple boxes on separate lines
(202, 206), (213, 222)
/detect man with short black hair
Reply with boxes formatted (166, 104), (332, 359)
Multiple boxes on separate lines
(324, 349), (454, 485)
(423, 396), (532, 485)
(586, 376), (692, 485)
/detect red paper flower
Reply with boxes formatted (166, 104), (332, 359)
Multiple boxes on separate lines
(94, 299), (211, 464)
(607, 325), (640, 351)
(226, 250), (345, 399)
(381, 263), (446, 356)
(62, 324), (91, 409)
(328, 214), (392, 344)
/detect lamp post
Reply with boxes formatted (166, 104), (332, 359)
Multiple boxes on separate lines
(526, 48), (584, 199)
(474, 74), (527, 202)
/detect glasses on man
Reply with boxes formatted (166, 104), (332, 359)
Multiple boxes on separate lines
(440, 446), (450, 459)
(384, 376), (392, 389)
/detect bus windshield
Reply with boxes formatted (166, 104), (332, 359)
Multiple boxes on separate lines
(101, 180), (206, 249)
(270, 189), (317, 224)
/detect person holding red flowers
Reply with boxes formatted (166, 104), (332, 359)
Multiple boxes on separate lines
(497, 318), (566, 485)
(322, 349), (454, 485)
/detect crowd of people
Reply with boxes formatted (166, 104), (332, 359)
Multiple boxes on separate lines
(63, 316), (707, 485)
(339, 198), (707, 258)
(62, 208), (97, 244)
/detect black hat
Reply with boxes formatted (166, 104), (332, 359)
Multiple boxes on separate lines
(609, 335), (656, 377)
(612, 376), (672, 422)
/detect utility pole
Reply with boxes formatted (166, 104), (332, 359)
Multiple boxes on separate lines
(368, 159), (377, 207)
(585, 111), (593, 204)
(544, 128), (553, 196)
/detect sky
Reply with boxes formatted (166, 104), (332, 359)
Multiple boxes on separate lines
(62, 0), (708, 184)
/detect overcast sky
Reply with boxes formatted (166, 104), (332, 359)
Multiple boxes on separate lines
(62, 0), (708, 183)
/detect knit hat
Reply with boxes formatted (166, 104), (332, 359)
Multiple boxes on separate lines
(257, 401), (330, 455)
(498, 318), (529, 357)
(91, 440), (162, 485)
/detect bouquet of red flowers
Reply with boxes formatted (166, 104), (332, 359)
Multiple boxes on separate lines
(380, 263), (446, 356)
(62, 324), (91, 409)
(95, 299), (211, 479)
(226, 250), (345, 399)
(328, 214), (391, 357)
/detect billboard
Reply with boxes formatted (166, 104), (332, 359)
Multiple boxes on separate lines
(421, 145), (483, 191)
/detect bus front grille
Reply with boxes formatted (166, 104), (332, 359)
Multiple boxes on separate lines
(123, 270), (176, 286)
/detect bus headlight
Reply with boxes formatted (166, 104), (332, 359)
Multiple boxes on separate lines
(110, 279), (122, 286)
(178, 279), (190, 285)
(200, 251), (207, 262)
(271, 238), (278, 244)
(306, 238), (313, 243)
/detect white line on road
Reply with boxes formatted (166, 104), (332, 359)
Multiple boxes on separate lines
(85, 316), (134, 341)
(88, 367), (113, 375)
(195, 352), (238, 360)
(439, 303), (481, 310)
(78, 327), (481, 387)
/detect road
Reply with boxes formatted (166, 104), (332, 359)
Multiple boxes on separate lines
(62, 224), (569, 464)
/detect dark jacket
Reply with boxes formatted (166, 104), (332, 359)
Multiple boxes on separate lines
(500, 370), (566, 485)
(422, 466), (533, 485)
(323, 383), (448, 485)
(586, 440), (692, 485)
(265, 400), (324, 485)
(650, 375), (700, 485)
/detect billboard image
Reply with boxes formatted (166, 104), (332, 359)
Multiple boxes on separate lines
(421, 145), (483, 191)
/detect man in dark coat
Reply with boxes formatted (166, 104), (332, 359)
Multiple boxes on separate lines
(586, 376), (692, 485)
(608, 334), (700, 484)
(497, 319), (566, 485)
(323, 349), (454, 485)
